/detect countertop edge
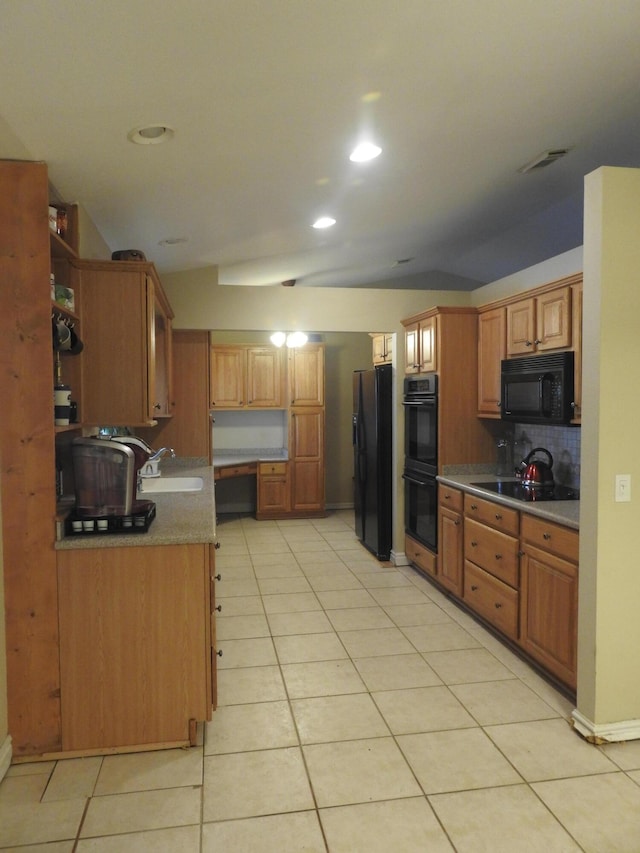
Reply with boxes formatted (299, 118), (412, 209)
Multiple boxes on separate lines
(437, 473), (580, 530)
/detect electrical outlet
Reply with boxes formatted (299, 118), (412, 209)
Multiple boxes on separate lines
(615, 474), (631, 502)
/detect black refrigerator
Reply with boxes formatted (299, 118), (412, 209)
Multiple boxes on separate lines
(352, 364), (393, 560)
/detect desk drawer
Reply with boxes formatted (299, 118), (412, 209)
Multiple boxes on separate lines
(259, 461), (287, 476)
(215, 462), (257, 480)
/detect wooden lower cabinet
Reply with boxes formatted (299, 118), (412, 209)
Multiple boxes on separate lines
(289, 407), (325, 515)
(405, 533), (437, 579)
(519, 516), (579, 690)
(464, 560), (519, 640)
(438, 486), (464, 595)
(57, 543), (214, 753)
(257, 461), (290, 518)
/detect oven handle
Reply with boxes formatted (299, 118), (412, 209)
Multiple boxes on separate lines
(402, 399), (436, 407)
(402, 472), (433, 487)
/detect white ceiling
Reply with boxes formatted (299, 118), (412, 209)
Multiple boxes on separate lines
(1, 0), (639, 290)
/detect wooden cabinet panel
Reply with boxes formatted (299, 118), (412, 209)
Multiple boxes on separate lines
(58, 544), (211, 752)
(440, 484), (464, 512)
(210, 346), (246, 407)
(464, 518), (519, 588)
(289, 408), (324, 513)
(371, 332), (393, 365)
(477, 307), (506, 416)
(404, 322), (420, 373)
(257, 461), (290, 517)
(419, 316), (437, 372)
(521, 514), (579, 563)
(506, 298), (535, 355)
(439, 504), (463, 595)
(464, 561), (519, 640)
(520, 544), (578, 689)
(247, 347), (283, 407)
(288, 345), (324, 406)
(506, 288), (571, 356)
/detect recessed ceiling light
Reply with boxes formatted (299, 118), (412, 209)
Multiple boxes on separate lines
(349, 142), (382, 163)
(312, 216), (336, 229)
(127, 125), (175, 145)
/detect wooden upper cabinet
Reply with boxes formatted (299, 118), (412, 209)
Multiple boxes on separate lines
(247, 347), (283, 407)
(506, 286), (571, 355)
(477, 307), (506, 417)
(371, 332), (393, 365)
(288, 344), (325, 406)
(210, 346), (246, 407)
(403, 315), (438, 373)
(210, 344), (284, 409)
(74, 259), (174, 426)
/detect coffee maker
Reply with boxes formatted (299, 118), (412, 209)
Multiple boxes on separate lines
(69, 437), (155, 533)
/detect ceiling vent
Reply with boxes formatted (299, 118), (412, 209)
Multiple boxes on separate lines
(518, 148), (572, 174)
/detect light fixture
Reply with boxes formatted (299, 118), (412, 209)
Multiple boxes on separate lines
(312, 216), (336, 229)
(270, 331), (308, 348)
(127, 124), (175, 145)
(349, 141), (382, 163)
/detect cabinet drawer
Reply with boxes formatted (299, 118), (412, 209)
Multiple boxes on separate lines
(259, 461), (287, 476)
(464, 560), (519, 640)
(405, 534), (437, 578)
(464, 518), (520, 588)
(464, 493), (519, 536)
(214, 462), (257, 480)
(521, 514), (578, 563)
(439, 485), (463, 512)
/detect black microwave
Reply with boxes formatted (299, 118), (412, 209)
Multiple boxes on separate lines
(501, 351), (575, 425)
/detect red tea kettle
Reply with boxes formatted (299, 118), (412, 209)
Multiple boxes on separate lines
(521, 447), (554, 487)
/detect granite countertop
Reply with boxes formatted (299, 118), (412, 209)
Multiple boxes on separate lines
(438, 471), (580, 531)
(213, 448), (288, 467)
(55, 461), (217, 550)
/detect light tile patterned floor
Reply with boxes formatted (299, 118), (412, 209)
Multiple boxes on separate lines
(3, 510), (640, 851)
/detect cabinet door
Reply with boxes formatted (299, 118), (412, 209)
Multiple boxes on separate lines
(257, 462), (290, 516)
(58, 544), (211, 751)
(289, 345), (324, 406)
(247, 347), (283, 407)
(404, 322), (420, 373)
(210, 346), (246, 407)
(290, 408), (324, 512)
(519, 544), (578, 689)
(371, 333), (393, 365)
(477, 307), (506, 416)
(506, 298), (535, 355)
(536, 287), (571, 351)
(439, 505), (463, 595)
(419, 316), (437, 372)
(77, 264), (153, 425)
(150, 285), (173, 418)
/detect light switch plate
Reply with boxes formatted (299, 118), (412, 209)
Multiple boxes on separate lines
(615, 474), (631, 502)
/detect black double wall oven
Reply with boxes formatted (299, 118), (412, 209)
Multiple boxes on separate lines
(403, 374), (438, 552)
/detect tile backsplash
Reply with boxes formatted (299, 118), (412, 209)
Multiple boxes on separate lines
(512, 423), (581, 489)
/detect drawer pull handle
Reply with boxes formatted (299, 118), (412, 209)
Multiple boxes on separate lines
(494, 553), (502, 560)
(518, 550), (525, 557)
(470, 540), (478, 547)
(216, 649), (223, 657)
(444, 494), (450, 499)
(543, 532), (551, 540)
(215, 604), (222, 612)
(470, 503), (478, 510)
(494, 602), (502, 609)
(471, 585), (478, 591)
(495, 513), (502, 520)
(454, 519), (460, 526)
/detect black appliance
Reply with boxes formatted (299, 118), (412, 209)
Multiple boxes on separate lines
(352, 364), (393, 560)
(403, 374), (438, 552)
(470, 481), (579, 501)
(501, 351), (575, 425)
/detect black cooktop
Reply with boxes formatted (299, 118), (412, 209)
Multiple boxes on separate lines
(471, 481), (580, 502)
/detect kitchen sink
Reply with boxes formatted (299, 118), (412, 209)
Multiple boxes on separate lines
(139, 476), (204, 494)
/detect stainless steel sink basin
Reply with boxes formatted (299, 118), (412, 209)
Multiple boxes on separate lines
(139, 476), (204, 494)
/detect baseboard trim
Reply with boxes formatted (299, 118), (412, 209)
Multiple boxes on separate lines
(0, 735), (12, 783)
(392, 549), (408, 566)
(325, 502), (353, 510)
(571, 709), (640, 743)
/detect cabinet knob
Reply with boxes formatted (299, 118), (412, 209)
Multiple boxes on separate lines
(495, 553), (502, 560)
(471, 584), (478, 591)
(444, 493), (450, 500)
(495, 513), (502, 520)
(494, 602), (503, 609)
(215, 604), (222, 612)
(154, 402), (161, 410)
(470, 503), (478, 510)
(454, 519), (460, 526)
(214, 541), (221, 550)
(496, 401), (501, 408)
(215, 573), (222, 581)
(525, 340), (532, 347)
(543, 532), (551, 541)
(216, 649), (223, 657)
(518, 550), (525, 557)
(470, 540), (478, 547)
(534, 339), (542, 345)
(211, 401), (216, 406)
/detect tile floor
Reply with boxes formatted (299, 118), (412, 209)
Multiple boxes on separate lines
(3, 510), (640, 851)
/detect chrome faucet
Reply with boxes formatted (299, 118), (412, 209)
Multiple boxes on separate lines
(148, 447), (176, 462)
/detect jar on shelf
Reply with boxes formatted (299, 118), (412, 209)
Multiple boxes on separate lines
(56, 207), (68, 240)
